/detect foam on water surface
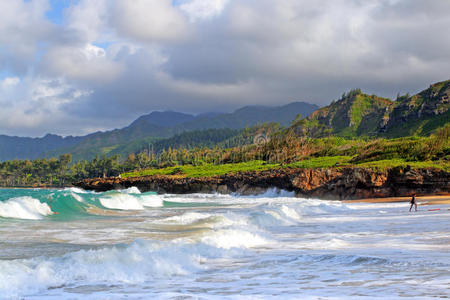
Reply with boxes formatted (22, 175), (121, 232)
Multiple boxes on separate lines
(139, 194), (164, 207)
(0, 188), (449, 299)
(0, 196), (53, 220)
(119, 186), (141, 194)
(64, 187), (89, 194)
(99, 193), (144, 210)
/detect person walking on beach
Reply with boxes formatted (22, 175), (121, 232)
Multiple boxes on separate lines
(409, 194), (417, 212)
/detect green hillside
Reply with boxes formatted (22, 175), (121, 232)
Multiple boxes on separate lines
(44, 123), (173, 161)
(43, 102), (318, 161)
(1, 80), (448, 163)
(293, 80), (449, 138)
(382, 80), (450, 137)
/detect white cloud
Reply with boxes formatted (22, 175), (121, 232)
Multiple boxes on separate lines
(66, 0), (109, 43)
(43, 44), (124, 82)
(1, 0), (450, 136)
(0, 0), (53, 74)
(180, 0), (229, 21)
(110, 0), (188, 42)
(0, 77), (20, 88)
(0, 76), (92, 136)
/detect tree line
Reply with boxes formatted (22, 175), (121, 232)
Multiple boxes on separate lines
(0, 123), (448, 187)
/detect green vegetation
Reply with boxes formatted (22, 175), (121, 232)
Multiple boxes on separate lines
(121, 124), (450, 178)
(287, 156), (352, 169)
(0, 154), (122, 187)
(0, 102), (318, 162)
(1, 124), (448, 186)
(122, 161), (280, 178)
(292, 80), (449, 139)
(122, 155), (448, 179)
(356, 159), (447, 171)
(0, 80), (448, 186)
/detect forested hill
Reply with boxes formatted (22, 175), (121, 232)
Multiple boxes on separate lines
(0, 134), (82, 161)
(0, 101), (318, 161)
(1, 78), (448, 162)
(292, 80), (450, 138)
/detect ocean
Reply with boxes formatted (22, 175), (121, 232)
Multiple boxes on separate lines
(0, 187), (448, 299)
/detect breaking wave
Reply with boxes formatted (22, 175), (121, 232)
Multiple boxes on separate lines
(0, 196), (53, 220)
(99, 193), (144, 210)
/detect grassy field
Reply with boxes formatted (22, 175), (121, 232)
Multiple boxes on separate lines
(122, 156), (449, 178)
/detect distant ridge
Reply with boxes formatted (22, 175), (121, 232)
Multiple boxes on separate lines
(129, 111), (195, 128)
(178, 102), (319, 131)
(0, 101), (318, 161)
(0, 134), (81, 161)
(2, 77), (447, 162)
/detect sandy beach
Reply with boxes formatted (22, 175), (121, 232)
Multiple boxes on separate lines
(344, 194), (450, 206)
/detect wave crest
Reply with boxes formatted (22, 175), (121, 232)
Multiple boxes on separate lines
(0, 196), (53, 220)
(99, 194), (144, 210)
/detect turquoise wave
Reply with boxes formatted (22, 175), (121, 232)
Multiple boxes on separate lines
(0, 188), (162, 220)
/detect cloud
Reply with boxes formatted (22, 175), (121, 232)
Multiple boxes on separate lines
(0, 76), (93, 136)
(0, 77), (20, 89)
(0, 0), (53, 74)
(0, 0), (449, 136)
(179, 0), (229, 21)
(42, 44), (124, 82)
(110, 0), (188, 43)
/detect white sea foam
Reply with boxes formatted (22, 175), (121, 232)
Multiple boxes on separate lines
(0, 196), (53, 220)
(99, 194), (144, 210)
(120, 187), (141, 194)
(64, 187), (89, 194)
(201, 229), (269, 249)
(162, 212), (213, 224)
(0, 239), (203, 298)
(1, 189), (449, 299)
(0, 231), (268, 298)
(70, 192), (84, 202)
(163, 193), (233, 203)
(237, 188), (296, 198)
(248, 200), (352, 228)
(139, 194), (164, 207)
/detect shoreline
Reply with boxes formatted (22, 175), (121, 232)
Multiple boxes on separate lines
(344, 194), (450, 205)
(73, 166), (450, 200)
(2, 184), (449, 205)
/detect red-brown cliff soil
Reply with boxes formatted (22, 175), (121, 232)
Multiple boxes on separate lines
(73, 166), (450, 200)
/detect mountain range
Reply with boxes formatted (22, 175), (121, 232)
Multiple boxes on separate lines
(0, 101), (318, 161)
(1, 79), (448, 162)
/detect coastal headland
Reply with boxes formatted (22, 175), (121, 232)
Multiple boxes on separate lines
(74, 166), (450, 200)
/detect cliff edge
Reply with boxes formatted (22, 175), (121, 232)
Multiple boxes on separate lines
(73, 167), (449, 200)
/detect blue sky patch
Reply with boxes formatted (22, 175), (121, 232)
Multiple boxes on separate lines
(45, 0), (79, 25)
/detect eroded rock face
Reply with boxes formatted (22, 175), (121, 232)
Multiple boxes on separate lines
(73, 167), (450, 200)
(74, 168), (450, 199)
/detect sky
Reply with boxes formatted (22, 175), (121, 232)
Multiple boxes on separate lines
(0, 0), (449, 137)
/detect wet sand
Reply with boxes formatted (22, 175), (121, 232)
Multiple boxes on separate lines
(344, 194), (450, 206)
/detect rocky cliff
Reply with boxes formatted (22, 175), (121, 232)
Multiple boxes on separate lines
(292, 79), (450, 138)
(382, 80), (450, 137)
(74, 167), (450, 200)
(302, 90), (393, 137)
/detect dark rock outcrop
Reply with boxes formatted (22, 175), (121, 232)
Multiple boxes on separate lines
(73, 167), (450, 200)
